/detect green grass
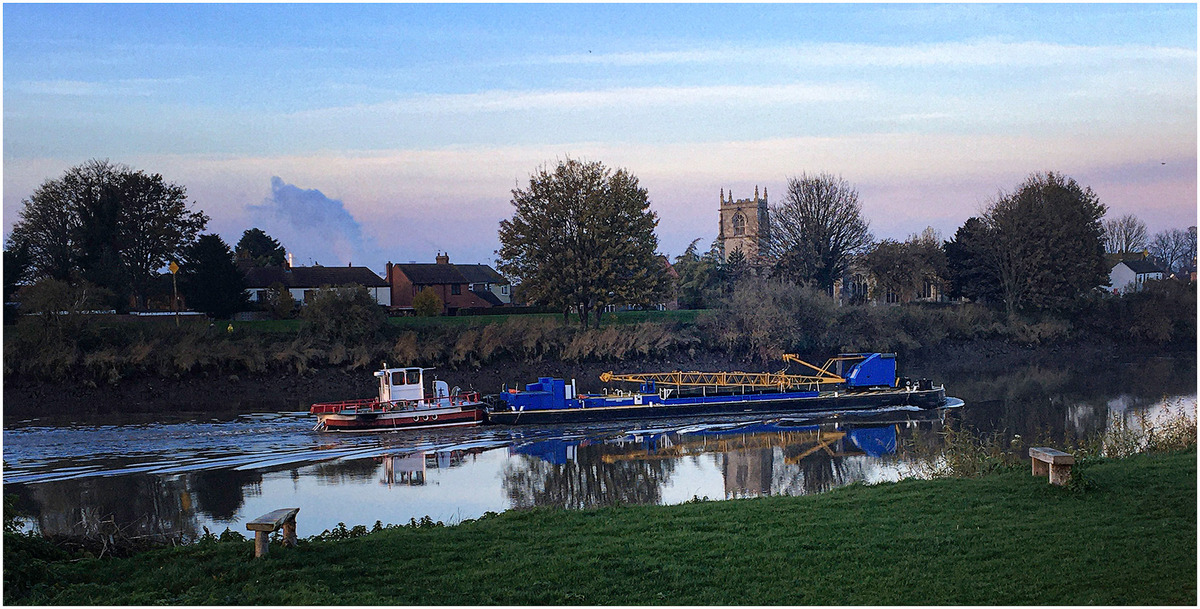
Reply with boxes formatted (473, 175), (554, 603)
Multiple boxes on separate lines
(9, 450), (1195, 605)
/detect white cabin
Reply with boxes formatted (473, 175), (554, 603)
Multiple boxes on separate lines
(374, 366), (452, 406)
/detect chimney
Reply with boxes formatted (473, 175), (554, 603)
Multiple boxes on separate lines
(286, 252), (294, 268)
(436, 252), (449, 265)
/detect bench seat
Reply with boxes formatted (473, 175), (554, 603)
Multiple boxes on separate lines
(246, 508), (299, 558)
(1029, 447), (1075, 485)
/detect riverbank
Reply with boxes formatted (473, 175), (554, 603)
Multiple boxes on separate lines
(3, 334), (1188, 421)
(7, 448), (1195, 604)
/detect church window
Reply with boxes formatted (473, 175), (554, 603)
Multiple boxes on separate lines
(732, 212), (746, 236)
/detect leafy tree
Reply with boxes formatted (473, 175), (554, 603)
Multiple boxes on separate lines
(300, 285), (387, 342)
(413, 288), (443, 317)
(236, 228), (287, 267)
(4, 241), (32, 303)
(722, 248), (749, 293)
(1103, 214), (1149, 255)
(263, 282), (297, 319)
(7, 159), (208, 310)
(497, 158), (672, 328)
(982, 172), (1107, 316)
(770, 173), (873, 293)
(1149, 227), (1197, 274)
(178, 234), (249, 319)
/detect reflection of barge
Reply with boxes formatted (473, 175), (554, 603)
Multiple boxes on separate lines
(311, 366), (485, 432)
(488, 353), (951, 426)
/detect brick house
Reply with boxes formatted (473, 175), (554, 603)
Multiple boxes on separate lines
(385, 252), (510, 315)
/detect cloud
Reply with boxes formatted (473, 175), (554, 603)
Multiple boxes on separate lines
(245, 177), (378, 268)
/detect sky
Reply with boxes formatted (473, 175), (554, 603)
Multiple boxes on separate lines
(4, 3), (1196, 275)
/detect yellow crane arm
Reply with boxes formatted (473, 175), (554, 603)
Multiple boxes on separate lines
(599, 354), (854, 389)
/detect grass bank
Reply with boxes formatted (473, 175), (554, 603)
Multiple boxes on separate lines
(7, 449), (1195, 605)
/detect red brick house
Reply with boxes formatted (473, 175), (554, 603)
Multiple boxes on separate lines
(385, 252), (510, 315)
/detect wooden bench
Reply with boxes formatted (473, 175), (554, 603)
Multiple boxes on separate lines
(246, 508), (299, 558)
(1029, 447), (1075, 486)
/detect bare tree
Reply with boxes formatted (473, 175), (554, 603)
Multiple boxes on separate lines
(770, 173), (873, 292)
(1149, 227), (1197, 273)
(1103, 213), (1149, 255)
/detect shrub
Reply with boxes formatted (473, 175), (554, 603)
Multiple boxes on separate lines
(413, 288), (442, 317)
(300, 285), (387, 343)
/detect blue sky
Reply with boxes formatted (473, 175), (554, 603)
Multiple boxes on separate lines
(4, 3), (1196, 272)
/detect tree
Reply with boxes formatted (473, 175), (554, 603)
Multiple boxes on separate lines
(412, 287), (443, 317)
(300, 285), (387, 342)
(496, 158), (672, 328)
(982, 172), (1107, 316)
(4, 241), (33, 324)
(1149, 227), (1197, 274)
(1103, 214), (1149, 255)
(770, 173), (873, 293)
(864, 228), (947, 303)
(944, 217), (1000, 303)
(671, 239), (723, 309)
(178, 234), (249, 319)
(262, 282), (297, 319)
(236, 228), (287, 267)
(7, 159), (208, 310)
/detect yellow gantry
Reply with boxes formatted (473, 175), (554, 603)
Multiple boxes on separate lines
(599, 353), (863, 390)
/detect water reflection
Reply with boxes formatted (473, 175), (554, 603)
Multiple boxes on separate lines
(3, 357), (1194, 539)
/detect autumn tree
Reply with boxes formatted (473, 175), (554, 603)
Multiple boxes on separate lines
(179, 234), (249, 319)
(770, 173), (873, 293)
(7, 159), (208, 310)
(496, 158), (672, 328)
(1103, 213), (1149, 255)
(412, 287), (443, 317)
(236, 228), (287, 267)
(982, 172), (1108, 316)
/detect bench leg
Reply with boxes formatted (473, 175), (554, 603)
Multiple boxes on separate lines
(1031, 458), (1049, 477)
(1049, 463), (1072, 486)
(283, 520), (297, 548)
(254, 531), (269, 558)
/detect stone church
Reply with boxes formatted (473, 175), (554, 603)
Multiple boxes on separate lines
(717, 186), (770, 263)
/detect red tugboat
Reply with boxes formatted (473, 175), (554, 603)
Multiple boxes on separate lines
(310, 365), (485, 432)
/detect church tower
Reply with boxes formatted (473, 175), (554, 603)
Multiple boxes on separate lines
(717, 186), (770, 262)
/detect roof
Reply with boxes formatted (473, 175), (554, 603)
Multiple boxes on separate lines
(471, 288), (505, 306)
(1116, 259), (1166, 275)
(457, 264), (508, 285)
(392, 262), (508, 286)
(243, 266), (388, 289)
(393, 263), (468, 285)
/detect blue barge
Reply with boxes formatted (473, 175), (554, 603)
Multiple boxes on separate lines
(487, 353), (951, 425)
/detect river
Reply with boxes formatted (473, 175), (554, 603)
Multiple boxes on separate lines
(3, 355), (1194, 541)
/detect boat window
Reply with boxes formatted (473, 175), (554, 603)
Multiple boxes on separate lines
(406, 369), (421, 385)
(391, 372), (405, 386)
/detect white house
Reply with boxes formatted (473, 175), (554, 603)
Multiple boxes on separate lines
(243, 265), (391, 307)
(1108, 259), (1166, 293)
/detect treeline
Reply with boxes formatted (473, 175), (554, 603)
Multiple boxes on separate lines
(4, 279), (1193, 387)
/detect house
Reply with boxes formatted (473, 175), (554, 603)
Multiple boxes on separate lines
(386, 252), (511, 315)
(243, 265), (391, 306)
(1108, 259), (1166, 293)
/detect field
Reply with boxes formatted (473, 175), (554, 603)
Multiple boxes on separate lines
(7, 449), (1194, 605)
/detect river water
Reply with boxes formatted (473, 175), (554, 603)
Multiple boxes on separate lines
(3, 356), (1194, 540)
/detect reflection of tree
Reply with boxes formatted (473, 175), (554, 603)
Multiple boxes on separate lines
(189, 469), (263, 521)
(22, 475), (199, 541)
(502, 445), (676, 509)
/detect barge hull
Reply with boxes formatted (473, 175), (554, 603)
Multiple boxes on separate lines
(487, 387), (946, 426)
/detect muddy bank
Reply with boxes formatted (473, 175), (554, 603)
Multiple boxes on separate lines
(1, 338), (1179, 421)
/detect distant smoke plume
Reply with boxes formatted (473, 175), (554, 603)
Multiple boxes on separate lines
(246, 177), (377, 268)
